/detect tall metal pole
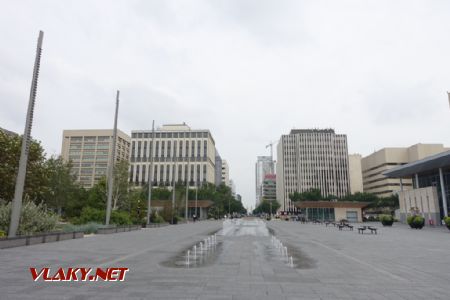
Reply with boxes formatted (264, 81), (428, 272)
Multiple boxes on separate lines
(195, 182), (198, 220)
(105, 91), (119, 225)
(172, 160), (176, 224)
(8, 31), (44, 237)
(146, 120), (155, 224)
(185, 132), (190, 220)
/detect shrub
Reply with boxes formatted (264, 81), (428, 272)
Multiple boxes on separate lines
(443, 216), (450, 230)
(407, 215), (425, 229)
(73, 207), (131, 225)
(0, 201), (59, 235)
(379, 214), (394, 226)
(111, 210), (132, 225)
(152, 214), (165, 224)
(0, 230), (5, 238)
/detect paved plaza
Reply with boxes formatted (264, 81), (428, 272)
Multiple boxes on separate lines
(1, 219), (450, 299)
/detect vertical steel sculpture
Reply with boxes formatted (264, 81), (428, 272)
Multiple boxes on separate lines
(105, 91), (119, 225)
(8, 31), (44, 237)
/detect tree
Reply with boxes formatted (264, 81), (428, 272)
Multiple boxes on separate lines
(289, 188), (323, 202)
(111, 160), (131, 210)
(0, 131), (48, 203)
(253, 199), (280, 215)
(43, 156), (82, 216)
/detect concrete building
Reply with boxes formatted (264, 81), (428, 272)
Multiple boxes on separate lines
(294, 201), (369, 222)
(384, 150), (450, 226)
(262, 174), (276, 202)
(361, 144), (449, 198)
(214, 150), (223, 187)
(129, 123), (216, 187)
(348, 154), (363, 194)
(276, 129), (350, 213)
(221, 160), (230, 187)
(61, 129), (131, 188)
(255, 156), (274, 207)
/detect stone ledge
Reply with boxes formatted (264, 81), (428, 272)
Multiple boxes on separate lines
(0, 231), (84, 249)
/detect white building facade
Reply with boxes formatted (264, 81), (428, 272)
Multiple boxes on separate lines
(276, 129), (350, 212)
(129, 124), (216, 187)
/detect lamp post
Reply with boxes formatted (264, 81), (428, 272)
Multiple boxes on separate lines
(185, 129), (191, 220)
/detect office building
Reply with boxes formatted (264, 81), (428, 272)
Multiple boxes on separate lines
(221, 160), (230, 187)
(276, 129), (350, 212)
(262, 174), (276, 201)
(255, 156), (274, 206)
(215, 150), (223, 187)
(61, 129), (131, 188)
(361, 144), (449, 197)
(348, 154), (363, 194)
(129, 123), (216, 187)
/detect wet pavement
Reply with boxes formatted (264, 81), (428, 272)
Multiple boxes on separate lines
(1, 218), (450, 299)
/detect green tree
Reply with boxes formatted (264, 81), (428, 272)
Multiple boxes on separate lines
(43, 156), (82, 216)
(112, 160), (131, 210)
(253, 200), (280, 214)
(0, 131), (48, 203)
(289, 188), (323, 202)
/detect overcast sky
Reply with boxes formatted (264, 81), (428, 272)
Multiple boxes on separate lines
(2, 0), (450, 210)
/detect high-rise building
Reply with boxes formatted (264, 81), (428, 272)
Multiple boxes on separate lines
(221, 160), (230, 187)
(276, 129), (350, 212)
(362, 144), (449, 197)
(255, 156), (273, 207)
(348, 154), (363, 194)
(129, 123), (216, 187)
(61, 129), (131, 188)
(262, 174), (276, 201)
(215, 150), (223, 187)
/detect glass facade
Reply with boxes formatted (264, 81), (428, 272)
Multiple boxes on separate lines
(416, 168), (450, 218)
(305, 208), (335, 221)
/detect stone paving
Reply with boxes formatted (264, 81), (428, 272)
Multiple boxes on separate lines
(0, 219), (449, 299)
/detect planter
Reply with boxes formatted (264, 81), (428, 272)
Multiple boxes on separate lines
(407, 215), (425, 229)
(379, 214), (394, 227)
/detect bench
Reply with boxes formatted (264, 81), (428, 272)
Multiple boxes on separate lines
(338, 223), (354, 231)
(368, 226), (378, 234)
(358, 226), (367, 234)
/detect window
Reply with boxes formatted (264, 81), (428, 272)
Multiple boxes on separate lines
(137, 141), (141, 158)
(142, 165), (146, 184)
(167, 141), (171, 158)
(143, 141), (147, 159)
(185, 141), (189, 158)
(160, 165), (164, 185)
(162, 141), (165, 157)
(135, 165), (140, 183)
(130, 165), (134, 182)
(197, 141), (201, 158)
(191, 141), (195, 158)
(203, 165), (207, 183)
(203, 141), (207, 158)
(155, 141), (159, 157)
(179, 141), (183, 158)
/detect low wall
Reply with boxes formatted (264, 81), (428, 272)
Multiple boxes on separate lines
(96, 225), (141, 234)
(145, 223), (170, 228)
(0, 231), (84, 249)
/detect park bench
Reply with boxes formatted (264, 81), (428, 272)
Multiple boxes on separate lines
(367, 226), (378, 234)
(358, 226), (367, 234)
(338, 224), (353, 231)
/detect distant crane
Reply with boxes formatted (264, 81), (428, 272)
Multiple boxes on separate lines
(266, 141), (276, 173)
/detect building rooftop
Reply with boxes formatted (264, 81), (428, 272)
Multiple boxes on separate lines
(290, 129), (335, 135)
(383, 150), (450, 178)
